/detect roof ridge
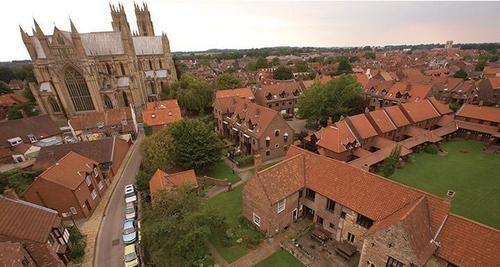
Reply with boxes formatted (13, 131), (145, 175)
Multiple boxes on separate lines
(256, 153), (303, 175)
(0, 195), (58, 214)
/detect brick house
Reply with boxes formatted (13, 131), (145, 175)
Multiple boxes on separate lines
(455, 104), (500, 144)
(0, 115), (63, 149)
(23, 151), (107, 220)
(142, 99), (182, 134)
(34, 136), (130, 180)
(149, 169), (198, 199)
(477, 78), (500, 105)
(243, 146), (500, 267)
(254, 80), (303, 115)
(214, 88), (294, 161)
(0, 194), (70, 266)
(68, 106), (138, 141)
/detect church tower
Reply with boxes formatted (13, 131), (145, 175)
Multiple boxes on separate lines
(110, 3), (131, 35)
(135, 3), (154, 36)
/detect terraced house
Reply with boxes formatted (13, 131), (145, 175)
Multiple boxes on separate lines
(243, 146), (500, 267)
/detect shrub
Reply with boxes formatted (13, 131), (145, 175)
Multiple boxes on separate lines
(281, 113), (290, 120)
(234, 154), (254, 167)
(424, 144), (439, 154)
(68, 226), (86, 263)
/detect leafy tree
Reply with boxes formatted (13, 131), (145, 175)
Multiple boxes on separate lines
(141, 129), (175, 173)
(0, 169), (42, 194)
(0, 81), (13, 95)
(174, 60), (188, 79)
(142, 186), (227, 266)
(335, 57), (353, 75)
(297, 75), (363, 127)
(364, 52), (376, 59)
(224, 67), (236, 73)
(475, 61), (486, 71)
(215, 73), (242, 90)
(255, 57), (269, 69)
(22, 88), (35, 101)
(295, 60), (309, 72)
(453, 69), (468, 80)
(169, 119), (224, 172)
(271, 57), (280, 66)
(272, 66), (293, 80)
(382, 146), (401, 177)
(463, 54), (473, 61)
(349, 55), (359, 63)
(7, 103), (39, 120)
(245, 61), (257, 71)
(0, 66), (15, 83)
(489, 54), (499, 63)
(161, 74), (214, 114)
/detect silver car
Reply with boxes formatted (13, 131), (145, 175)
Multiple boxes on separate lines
(125, 202), (136, 220)
(122, 219), (137, 244)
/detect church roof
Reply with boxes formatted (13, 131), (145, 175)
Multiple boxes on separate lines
(132, 36), (163, 55)
(80, 32), (124, 56)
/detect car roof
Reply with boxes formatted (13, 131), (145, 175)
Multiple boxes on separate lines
(124, 220), (134, 228)
(126, 202), (135, 208)
(124, 244), (136, 255)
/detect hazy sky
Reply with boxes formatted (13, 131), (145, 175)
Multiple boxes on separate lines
(3, 1), (500, 61)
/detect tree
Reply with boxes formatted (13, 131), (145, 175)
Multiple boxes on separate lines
(215, 73), (242, 90)
(271, 57), (280, 66)
(453, 69), (468, 80)
(245, 62), (257, 71)
(0, 169), (42, 194)
(349, 55), (359, 63)
(255, 57), (269, 69)
(295, 60), (309, 72)
(297, 75), (363, 127)
(141, 129), (175, 173)
(161, 74), (214, 114)
(142, 186), (227, 266)
(335, 57), (353, 75)
(382, 146), (401, 177)
(7, 103), (39, 120)
(0, 81), (12, 95)
(169, 119), (224, 172)
(0, 66), (15, 83)
(475, 61), (486, 71)
(174, 60), (188, 79)
(364, 52), (376, 59)
(272, 66), (293, 80)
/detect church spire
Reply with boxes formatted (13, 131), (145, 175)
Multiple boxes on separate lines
(70, 18), (79, 34)
(33, 18), (44, 36)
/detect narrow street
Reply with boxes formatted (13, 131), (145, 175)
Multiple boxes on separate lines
(94, 133), (143, 267)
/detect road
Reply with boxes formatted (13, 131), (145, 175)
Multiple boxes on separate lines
(94, 133), (143, 267)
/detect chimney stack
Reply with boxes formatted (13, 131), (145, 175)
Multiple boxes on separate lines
(254, 154), (262, 172)
(444, 190), (455, 205)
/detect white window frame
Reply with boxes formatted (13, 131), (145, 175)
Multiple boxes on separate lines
(63, 228), (70, 243)
(28, 135), (38, 143)
(347, 232), (355, 243)
(69, 207), (77, 215)
(93, 167), (98, 177)
(98, 180), (104, 190)
(277, 199), (286, 213)
(91, 190), (97, 200)
(85, 175), (92, 186)
(252, 213), (261, 227)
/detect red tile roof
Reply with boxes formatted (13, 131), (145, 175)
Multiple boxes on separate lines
(149, 169), (198, 195)
(346, 114), (378, 139)
(34, 151), (97, 190)
(142, 99), (182, 127)
(0, 94), (29, 106)
(456, 104), (500, 124)
(384, 105), (411, 127)
(367, 110), (397, 134)
(401, 100), (440, 123)
(428, 97), (453, 115)
(69, 107), (132, 130)
(315, 122), (358, 153)
(436, 214), (500, 267)
(0, 195), (60, 243)
(215, 88), (254, 99)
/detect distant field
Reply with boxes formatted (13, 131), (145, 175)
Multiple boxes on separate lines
(388, 140), (500, 228)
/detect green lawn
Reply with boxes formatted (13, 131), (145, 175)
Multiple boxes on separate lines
(205, 160), (241, 183)
(206, 184), (263, 263)
(254, 250), (304, 267)
(388, 140), (500, 228)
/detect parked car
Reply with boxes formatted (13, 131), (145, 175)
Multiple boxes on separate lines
(124, 244), (139, 267)
(122, 219), (137, 244)
(125, 202), (136, 220)
(124, 184), (137, 204)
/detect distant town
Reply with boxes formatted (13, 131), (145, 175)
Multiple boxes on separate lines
(0, 2), (499, 267)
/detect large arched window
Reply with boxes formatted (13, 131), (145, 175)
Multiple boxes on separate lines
(64, 67), (95, 112)
(122, 91), (129, 107)
(48, 96), (61, 113)
(104, 95), (113, 109)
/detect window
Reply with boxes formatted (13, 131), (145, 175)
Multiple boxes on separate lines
(274, 130), (280, 137)
(316, 215), (324, 225)
(64, 67), (95, 111)
(274, 143), (279, 148)
(149, 60), (153, 70)
(386, 257), (404, 267)
(85, 175), (92, 186)
(329, 223), (335, 229)
(326, 199), (336, 212)
(283, 133), (289, 143)
(347, 232), (355, 243)
(253, 213), (261, 227)
(98, 180), (104, 190)
(48, 96), (61, 112)
(106, 63), (112, 75)
(104, 95), (113, 109)
(340, 211), (346, 219)
(27, 134), (38, 143)
(93, 167), (99, 177)
(120, 63), (126, 75)
(266, 137), (270, 147)
(356, 214), (374, 229)
(159, 59), (163, 69)
(70, 207), (77, 214)
(266, 150), (270, 156)
(277, 199), (286, 213)
(305, 188), (315, 201)
(91, 190), (97, 200)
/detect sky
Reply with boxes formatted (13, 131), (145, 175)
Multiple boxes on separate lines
(2, 1), (500, 61)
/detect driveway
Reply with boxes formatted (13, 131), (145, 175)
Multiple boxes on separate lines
(94, 133), (143, 267)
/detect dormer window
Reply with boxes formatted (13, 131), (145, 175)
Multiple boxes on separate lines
(266, 93), (273, 100)
(283, 132), (289, 143)
(27, 134), (38, 143)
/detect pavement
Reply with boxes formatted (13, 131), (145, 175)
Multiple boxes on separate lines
(72, 132), (142, 267)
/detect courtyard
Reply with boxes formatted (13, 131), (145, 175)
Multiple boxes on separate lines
(388, 139), (500, 228)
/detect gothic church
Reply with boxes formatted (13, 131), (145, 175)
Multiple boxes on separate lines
(20, 3), (177, 122)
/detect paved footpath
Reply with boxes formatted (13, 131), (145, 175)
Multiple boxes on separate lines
(71, 132), (143, 267)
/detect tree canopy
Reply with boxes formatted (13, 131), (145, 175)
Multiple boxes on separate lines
(453, 69), (469, 80)
(214, 73), (242, 90)
(273, 66), (294, 80)
(142, 186), (227, 266)
(141, 128), (175, 173)
(255, 57), (269, 69)
(335, 57), (353, 75)
(297, 75), (364, 128)
(295, 60), (309, 72)
(160, 74), (214, 114)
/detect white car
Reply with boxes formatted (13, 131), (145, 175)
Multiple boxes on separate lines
(124, 184), (137, 204)
(122, 219), (137, 245)
(125, 202), (136, 220)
